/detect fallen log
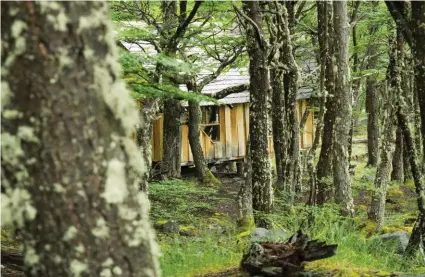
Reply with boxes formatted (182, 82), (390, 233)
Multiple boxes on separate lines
(240, 230), (337, 277)
(1, 247), (24, 272)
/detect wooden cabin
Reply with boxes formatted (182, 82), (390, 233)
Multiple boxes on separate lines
(152, 90), (314, 166)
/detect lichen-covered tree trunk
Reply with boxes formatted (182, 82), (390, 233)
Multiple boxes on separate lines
(411, 2), (425, 160)
(332, 0), (355, 216)
(271, 69), (287, 189)
(307, 0), (329, 205)
(238, 137), (254, 229)
(368, 34), (400, 229)
(136, 100), (159, 192)
(316, 0), (335, 205)
(365, 46), (380, 167)
(243, 1), (273, 217)
(1, 2), (160, 277)
(391, 127), (404, 182)
(280, 3), (300, 203)
(161, 100), (182, 178)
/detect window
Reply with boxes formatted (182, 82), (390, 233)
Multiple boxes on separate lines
(202, 106), (220, 142)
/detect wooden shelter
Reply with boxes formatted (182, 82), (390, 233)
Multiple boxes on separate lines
(152, 87), (314, 166)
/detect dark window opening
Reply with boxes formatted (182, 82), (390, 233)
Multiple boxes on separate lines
(202, 106), (220, 142)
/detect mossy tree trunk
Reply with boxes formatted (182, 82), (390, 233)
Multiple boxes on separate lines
(386, 0), (425, 254)
(271, 68), (287, 190)
(186, 81), (218, 185)
(332, 0), (355, 216)
(242, 1), (273, 220)
(283, 1), (301, 203)
(368, 33), (400, 230)
(316, 0), (335, 205)
(1, 2), (160, 277)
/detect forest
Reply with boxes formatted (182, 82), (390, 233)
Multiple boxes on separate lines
(1, 1), (425, 277)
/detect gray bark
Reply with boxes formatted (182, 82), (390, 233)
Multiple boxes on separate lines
(365, 46), (380, 167)
(391, 127), (404, 182)
(332, 0), (355, 216)
(316, 0), (335, 205)
(1, 2), (160, 276)
(243, 1), (273, 216)
(368, 34), (400, 229)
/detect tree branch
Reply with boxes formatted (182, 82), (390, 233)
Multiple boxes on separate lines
(210, 84), (249, 100)
(167, 0), (203, 51)
(233, 4), (266, 49)
(385, 0), (413, 47)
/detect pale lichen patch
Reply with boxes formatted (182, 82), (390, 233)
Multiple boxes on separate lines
(63, 226), (78, 241)
(1, 187), (36, 227)
(100, 268), (112, 277)
(102, 159), (128, 204)
(112, 266), (123, 275)
(24, 247), (40, 266)
(70, 259), (88, 277)
(17, 126), (39, 143)
(92, 217), (109, 238)
(1, 132), (24, 166)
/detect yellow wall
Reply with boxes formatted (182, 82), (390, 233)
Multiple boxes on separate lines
(151, 100), (314, 164)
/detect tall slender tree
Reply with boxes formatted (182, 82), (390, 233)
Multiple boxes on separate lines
(332, 0), (355, 216)
(1, 2), (160, 276)
(316, 0), (335, 204)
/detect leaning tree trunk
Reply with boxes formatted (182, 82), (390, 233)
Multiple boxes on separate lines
(332, 0), (355, 216)
(1, 2), (160, 277)
(316, 0), (335, 205)
(365, 46), (380, 167)
(243, 1), (273, 220)
(187, 95), (218, 184)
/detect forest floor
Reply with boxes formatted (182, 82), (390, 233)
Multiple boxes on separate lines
(1, 142), (424, 277)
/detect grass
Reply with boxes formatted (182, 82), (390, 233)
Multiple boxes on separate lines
(159, 232), (242, 277)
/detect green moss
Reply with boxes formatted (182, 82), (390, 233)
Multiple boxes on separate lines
(380, 225), (413, 234)
(179, 225), (198, 236)
(201, 170), (220, 186)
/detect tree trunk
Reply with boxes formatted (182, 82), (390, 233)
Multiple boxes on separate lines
(391, 127), (404, 182)
(136, 100), (159, 192)
(332, 0), (355, 216)
(368, 33), (400, 229)
(411, 1), (425, 160)
(280, 4), (301, 203)
(238, 137), (254, 230)
(161, 100), (182, 178)
(243, 1), (273, 217)
(365, 47), (380, 167)
(271, 69), (286, 189)
(1, 2), (160, 277)
(316, 0), (335, 205)
(187, 96), (218, 184)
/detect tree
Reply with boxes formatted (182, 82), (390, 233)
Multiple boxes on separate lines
(316, 0), (335, 205)
(238, 1), (273, 223)
(332, 0), (355, 216)
(385, 0), (425, 254)
(368, 31), (400, 230)
(1, 2), (160, 277)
